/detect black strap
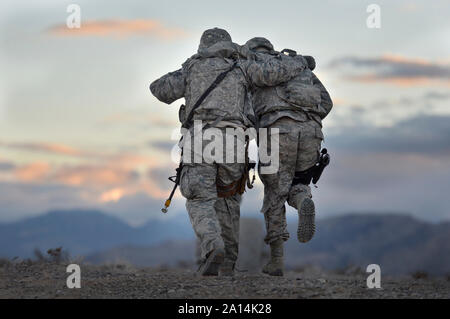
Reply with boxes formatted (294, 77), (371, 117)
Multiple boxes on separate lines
(182, 61), (237, 129)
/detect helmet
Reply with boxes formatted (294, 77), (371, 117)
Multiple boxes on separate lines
(198, 28), (232, 51)
(245, 37), (275, 53)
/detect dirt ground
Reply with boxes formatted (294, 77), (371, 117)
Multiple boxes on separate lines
(0, 260), (449, 299)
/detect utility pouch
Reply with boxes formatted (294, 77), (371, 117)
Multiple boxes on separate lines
(292, 148), (330, 186)
(216, 137), (255, 198)
(312, 148), (330, 185)
(178, 104), (186, 124)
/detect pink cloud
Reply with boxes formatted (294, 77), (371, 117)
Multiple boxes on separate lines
(15, 162), (51, 182)
(48, 19), (187, 40)
(6, 149), (173, 203)
(330, 54), (450, 87)
(0, 141), (83, 156)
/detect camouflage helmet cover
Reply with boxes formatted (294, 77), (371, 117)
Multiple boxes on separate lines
(198, 28), (232, 51)
(245, 37), (275, 53)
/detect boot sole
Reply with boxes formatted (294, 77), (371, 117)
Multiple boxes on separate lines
(198, 248), (225, 276)
(297, 198), (315, 243)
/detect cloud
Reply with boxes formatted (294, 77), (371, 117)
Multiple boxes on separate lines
(0, 182), (94, 223)
(47, 19), (187, 40)
(423, 91), (450, 101)
(0, 141), (83, 156)
(101, 192), (183, 226)
(328, 115), (450, 156)
(149, 117), (179, 128)
(50, 165), (139, 187)
(3, 116), (450, 225)
(14, 162), (51, 182)
(328, 54), (450, 87)
(147, 166), (176, 190)
(4, 151), (173, 204)
(0, 140), (175, 164)
(316, 113), (450, 221)
(0, 161), (15, 171)
(313, 149), (450, 222)
(0, 180), (157, 225)
(325, 88), (450, 131)
(149, 140), (178, 153)
(99, 188), (126, 203)
(399, 3), (419, 12)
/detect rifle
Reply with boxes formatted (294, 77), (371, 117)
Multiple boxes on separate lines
(161, 161), (183, 213)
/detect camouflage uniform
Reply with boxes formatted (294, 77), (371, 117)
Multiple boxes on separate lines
(259, 118), (323, 243)
(246, 38), (333, 246)
(179, 129), (244, 266)
(150, 29), (307, 273)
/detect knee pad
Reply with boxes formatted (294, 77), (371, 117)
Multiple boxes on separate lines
(292, 166), (316, 186)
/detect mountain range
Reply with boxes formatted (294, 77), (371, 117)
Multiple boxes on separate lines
(0, 209), (193, 258)
(1, 210), (449, 275)
(284, 214), (450, 275)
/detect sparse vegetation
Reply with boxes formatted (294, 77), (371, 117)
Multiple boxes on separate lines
(31, 247), (70, 264)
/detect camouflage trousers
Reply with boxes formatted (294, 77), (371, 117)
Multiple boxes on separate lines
(259, 117), (323, 244)
(180, 160), (244, 264)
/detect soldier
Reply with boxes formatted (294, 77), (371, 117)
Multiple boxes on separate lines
(150, 29), (307, 276)
(245, 37), (333, 276)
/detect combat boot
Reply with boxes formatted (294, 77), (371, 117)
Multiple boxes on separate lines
(297, 195), (316, 243)
(262, 239), (284, 276)
(197, 247), (225, 276)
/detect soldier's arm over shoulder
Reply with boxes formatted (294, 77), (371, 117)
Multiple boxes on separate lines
(312, 72), (333, 118)
(244, 54), (306, 87)
(150, 67), (187, 104)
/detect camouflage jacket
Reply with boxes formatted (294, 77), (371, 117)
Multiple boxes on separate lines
(150, 41), (307, 129)
(253, 54), (333, 128)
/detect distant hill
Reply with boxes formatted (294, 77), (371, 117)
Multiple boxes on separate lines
(85, 241), (197, 267)
(87, 213), (450, 276)
(1, 210), (449, 275)
(85, 218), (265, 269)
(0, 209), (194, 258)
(285, 214), (450, 275)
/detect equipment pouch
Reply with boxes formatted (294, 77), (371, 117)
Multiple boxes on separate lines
(179, 104), (186, 124)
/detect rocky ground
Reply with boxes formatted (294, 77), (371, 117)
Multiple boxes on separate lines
(0, 260), (449, 299)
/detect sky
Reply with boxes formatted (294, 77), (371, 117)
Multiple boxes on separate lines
(0, 0), (449, 225)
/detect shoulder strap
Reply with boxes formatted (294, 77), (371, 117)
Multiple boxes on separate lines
(182, 60), (237, 129)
